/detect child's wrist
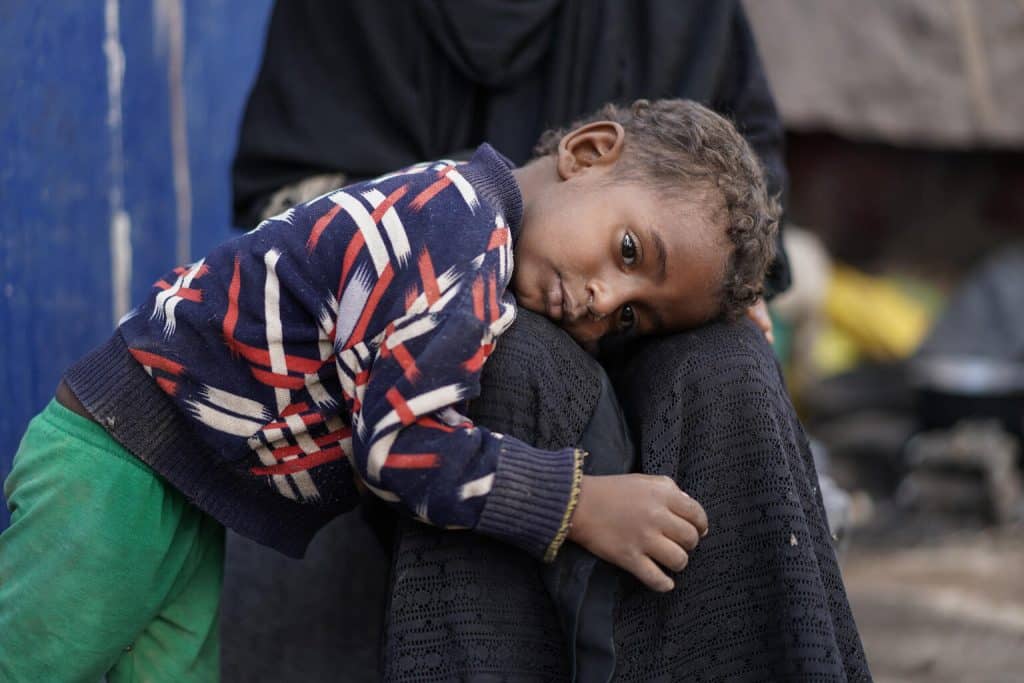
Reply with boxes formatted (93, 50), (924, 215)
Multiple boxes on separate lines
(565, 473), (592, 545)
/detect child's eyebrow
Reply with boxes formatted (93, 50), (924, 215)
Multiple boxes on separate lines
(648, 228), (668, 284)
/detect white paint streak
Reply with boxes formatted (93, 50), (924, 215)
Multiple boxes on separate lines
(104, 0), (132, 322)
(153, 0), (192, 263)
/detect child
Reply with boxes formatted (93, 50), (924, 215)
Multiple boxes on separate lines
(0, 99), (777, 681)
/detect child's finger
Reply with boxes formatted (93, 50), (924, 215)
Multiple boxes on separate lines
(667, 489), (709, 536)
(629, 555), (675, 593)
(662, 513), (700, 551)
(648, 536), (689, 573)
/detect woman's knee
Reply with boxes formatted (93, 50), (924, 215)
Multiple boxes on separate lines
(472, 310), (607, 448)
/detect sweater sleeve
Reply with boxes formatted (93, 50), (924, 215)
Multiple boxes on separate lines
(343, 272), (584, 562)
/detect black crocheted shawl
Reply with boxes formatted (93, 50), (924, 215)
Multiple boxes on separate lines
(382, 311), (871, 681)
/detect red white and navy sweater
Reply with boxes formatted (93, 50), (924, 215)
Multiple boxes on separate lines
(64, 145), (583, 560)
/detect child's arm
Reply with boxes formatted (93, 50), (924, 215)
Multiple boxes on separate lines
(346, 297), (583, 563)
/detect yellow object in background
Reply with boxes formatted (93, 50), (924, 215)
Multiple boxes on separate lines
(811, 323), (863, 377)
(822, 265), (933, 365)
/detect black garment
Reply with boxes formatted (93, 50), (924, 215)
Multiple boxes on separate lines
(383, 315), (872, 681)
(221, 511), (387, 682)
(232, 0), (791, 295)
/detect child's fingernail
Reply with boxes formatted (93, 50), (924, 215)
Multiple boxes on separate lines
(701, 527), (709, 537)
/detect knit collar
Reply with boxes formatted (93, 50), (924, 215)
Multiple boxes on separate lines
(460, 143), (524, 241)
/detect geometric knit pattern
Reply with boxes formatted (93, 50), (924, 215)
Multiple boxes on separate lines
(110, 145), (577, 556)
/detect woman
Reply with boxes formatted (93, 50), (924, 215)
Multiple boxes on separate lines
(222, 2), (868, 680)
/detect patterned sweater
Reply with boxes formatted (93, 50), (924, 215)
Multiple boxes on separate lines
(64, 145), (583, 560)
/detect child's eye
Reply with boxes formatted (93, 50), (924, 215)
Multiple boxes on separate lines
(618, 304), (637, 332)
(621, 233), (638, 265)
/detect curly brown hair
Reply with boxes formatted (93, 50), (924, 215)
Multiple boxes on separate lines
(533, 99), (780, 321)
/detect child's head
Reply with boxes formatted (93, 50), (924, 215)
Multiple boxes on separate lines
(511, 98), (779, 350)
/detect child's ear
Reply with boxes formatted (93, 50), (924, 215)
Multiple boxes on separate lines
(556, 121), (625, 180)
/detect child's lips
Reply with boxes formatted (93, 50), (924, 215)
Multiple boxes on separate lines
(561, 284), (580, 322)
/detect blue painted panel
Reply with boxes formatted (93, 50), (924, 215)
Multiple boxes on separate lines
(0, 4), (112, 511)
(0, 1), (272, 529)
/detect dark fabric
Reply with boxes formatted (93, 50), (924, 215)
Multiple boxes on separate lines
(220, 511), (388, 682)
(544, 366), (636, 683)
(232, 0), (791, 295)
(382, 317), (871, 681)
(609, 322), (870, 681)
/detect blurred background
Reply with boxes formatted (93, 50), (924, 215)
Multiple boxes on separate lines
(1, 2), (1023, 681)
(746, 3), (1024, 682)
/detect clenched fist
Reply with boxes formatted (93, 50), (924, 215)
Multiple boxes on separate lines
(568, 474), (708, 592)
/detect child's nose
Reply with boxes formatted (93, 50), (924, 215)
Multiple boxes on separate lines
(587, 276), (632, 319)
(588, 297), (616, 321)
(585, 282), (617, 319)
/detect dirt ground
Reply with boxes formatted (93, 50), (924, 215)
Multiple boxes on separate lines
(841, 524), (1024, 682)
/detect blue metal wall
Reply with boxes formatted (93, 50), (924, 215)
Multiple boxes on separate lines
(0, 1), (274, 528)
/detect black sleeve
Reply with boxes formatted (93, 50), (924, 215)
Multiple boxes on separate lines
(230, 1), (437, 228)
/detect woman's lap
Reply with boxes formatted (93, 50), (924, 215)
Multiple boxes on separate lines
(385, 315), (870, 681)
(610, 320), (869, 680)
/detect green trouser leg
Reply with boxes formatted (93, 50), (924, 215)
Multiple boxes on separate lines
(0, 400), (225, 683)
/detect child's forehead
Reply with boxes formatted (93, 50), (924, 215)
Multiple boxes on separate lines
(640, 187), (731, 254)
(642, 199), (732, 329)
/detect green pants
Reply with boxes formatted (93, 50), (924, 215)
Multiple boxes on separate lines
(0, 400), (225, 682)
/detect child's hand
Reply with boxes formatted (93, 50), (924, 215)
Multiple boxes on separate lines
(568, 474), (708, 592)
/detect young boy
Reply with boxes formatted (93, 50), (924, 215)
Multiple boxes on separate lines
(0, 99), (777, 681)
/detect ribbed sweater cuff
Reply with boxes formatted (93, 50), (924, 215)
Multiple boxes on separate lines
(475, 439), (585, 563)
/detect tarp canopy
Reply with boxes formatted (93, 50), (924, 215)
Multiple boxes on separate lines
(745, 0), (1024, 148)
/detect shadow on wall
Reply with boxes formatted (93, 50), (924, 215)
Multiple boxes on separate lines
(0, 1), (274, 529)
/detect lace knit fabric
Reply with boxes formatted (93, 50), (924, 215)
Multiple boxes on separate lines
(383, 314), (871, 681)
(610, 321), (870, 681)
